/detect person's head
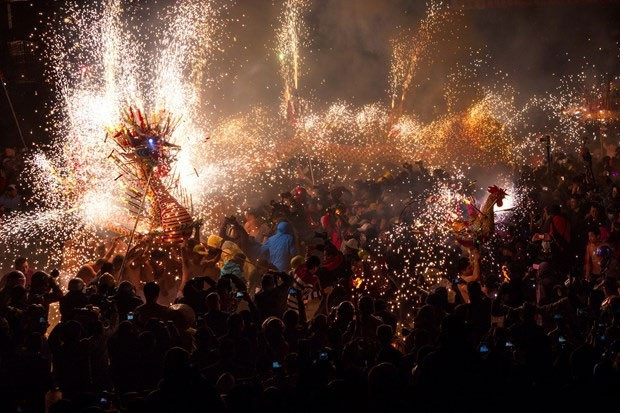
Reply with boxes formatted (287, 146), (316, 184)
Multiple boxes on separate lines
(290, 255), (305, 271)
(549, 204), (561, 217)
(100, 261), (114, 275)
(277, 220), (292, 234)
(226, 313), (244, 334)
(225, 219), (240, 240)
(117, 280), (136, 296)
(306, 255), (321, 274)
(337, 301), (355, 322)
(589, 204), (600, 218)
(163, 347), (190, 380)
(14, 256), (28, 273)
(568, 196), (581, 210)
(111, 254), (124, 270)
(76, 264), (97, 285)
(97, 272), (116, 295)
(67, 277), (85, 292)
(368, 363), (399, 400)
(311, 313), (328, 332)
(283, 309), (299, 329)
(216, 277), (232, 294)
(262, 316), (285, 337)
(30, 271), (51, 291)
(3, 270), (26, 289)
(377, 324), (393, 346)
(143, 281), (160, 303)
(216, 373), (236, 397)
(207, 234), (224, 250)
(9, 285), (27, 306)
(93, 258), (108, 272)
(205, 292), (221, 312)
(261, 273), (275, 291)
(588, 227), (601, 243)
(358, 295), (374, 316)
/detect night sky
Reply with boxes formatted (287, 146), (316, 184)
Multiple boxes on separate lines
(1, 0), (619, 147)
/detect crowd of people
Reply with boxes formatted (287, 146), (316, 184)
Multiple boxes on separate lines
(1, 143), (620, 412)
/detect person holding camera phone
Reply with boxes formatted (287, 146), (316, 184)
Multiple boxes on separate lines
(254, 270), (293, 322)
(27, 269), (63, 315)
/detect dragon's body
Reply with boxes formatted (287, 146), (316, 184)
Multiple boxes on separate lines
(107, 106), (195, 243)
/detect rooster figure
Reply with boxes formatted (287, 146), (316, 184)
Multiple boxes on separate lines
(453, 185), (507, 249)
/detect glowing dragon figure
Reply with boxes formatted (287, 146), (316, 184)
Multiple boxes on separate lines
(107, 106), (196, 243)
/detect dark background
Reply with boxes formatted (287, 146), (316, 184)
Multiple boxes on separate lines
(1, 0), (620, 148)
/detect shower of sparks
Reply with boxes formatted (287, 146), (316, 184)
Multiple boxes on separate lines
(1, 0), (222, 280)
(389, 1), (461, 123)
(277, 0), (308, 119)
(1, 1), (616, 320)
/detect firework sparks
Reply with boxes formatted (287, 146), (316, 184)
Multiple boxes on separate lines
(1, 0), (221, 276)
(277, 0), (307, 120)
(389, 1), (461, 124)
(2, 0), (615, 323)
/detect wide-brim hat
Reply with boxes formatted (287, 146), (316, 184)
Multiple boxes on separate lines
(344, 238), (360, 250)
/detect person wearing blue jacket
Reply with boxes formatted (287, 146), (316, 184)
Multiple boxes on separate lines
(260, 221), (297, 272)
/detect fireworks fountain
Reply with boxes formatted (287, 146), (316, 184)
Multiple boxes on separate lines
(1, 0), (221, 279)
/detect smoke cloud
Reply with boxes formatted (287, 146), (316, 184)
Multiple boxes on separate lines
(209, 0), (620, 117)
